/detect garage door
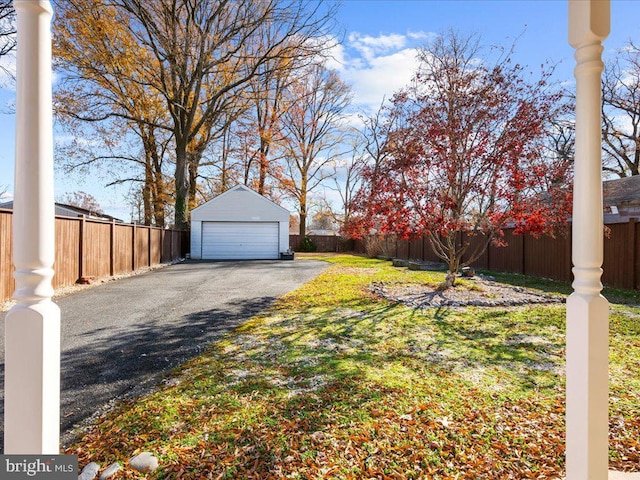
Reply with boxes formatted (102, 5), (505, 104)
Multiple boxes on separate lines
(201, 222), (280, 260)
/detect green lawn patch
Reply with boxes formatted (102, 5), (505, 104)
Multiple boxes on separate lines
(67, 254), (640, 479)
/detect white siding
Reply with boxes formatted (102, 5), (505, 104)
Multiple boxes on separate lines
(201, 222), (279, 260)
(191, 220), (202, 259)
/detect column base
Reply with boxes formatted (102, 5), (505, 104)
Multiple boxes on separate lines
(566, 292), (609, 479)
(4, 301), (60, 454)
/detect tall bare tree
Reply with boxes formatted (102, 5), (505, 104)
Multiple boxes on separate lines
(0, 0), (15, 58)
(602, 42), (640, 177)
(113, 0), (337, 229)
(54, 0), (173, 226)
(328, 138), (366, 234)
(246, 56), (291, 196)
(278, 63), (352, 238)
(57, 191), (104, 214)
(54, 0), (338, 229)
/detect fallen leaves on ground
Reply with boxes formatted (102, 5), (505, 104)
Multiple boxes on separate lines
(66, 255), (640, 479)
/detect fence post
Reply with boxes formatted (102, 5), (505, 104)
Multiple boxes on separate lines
(170, 229), (174, 260)
(109, 219), (115, 276)
(460, 232), (466, 265)
(131, 223), (136, 271)
(148, 226), (152, 267)
(628, 218), (637, 290)
(78, 215), (85, 280)
(521, 234), (526, 275)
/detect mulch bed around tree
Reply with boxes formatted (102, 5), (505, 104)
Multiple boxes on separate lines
(371, 276), (565, 309)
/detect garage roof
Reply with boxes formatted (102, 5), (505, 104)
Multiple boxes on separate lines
(190, 184), (290, 221)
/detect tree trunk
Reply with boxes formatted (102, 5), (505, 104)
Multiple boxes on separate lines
(146, 128), (166, 229)
(140, 125), (156, 226)
(142, 165), (152, 226)
(299, 211), (306, 238)
(258, 132), (271, 195)
(152, 171), (165, 229)
(188, 156), (198, 213)
(444, 270), (457, 288)
(444, 234), (459, 288)
(220, 156), (228, 193)
(174, 140), (189, 230)
(220, 128), (229, 193)
(258, 150), (268, 195)
(299, 184), (307, 238)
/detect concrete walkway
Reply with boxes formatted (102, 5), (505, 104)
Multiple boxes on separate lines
(0, 259), (328, 447)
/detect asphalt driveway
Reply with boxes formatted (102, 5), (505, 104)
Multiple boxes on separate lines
(0, 259), (328, 447)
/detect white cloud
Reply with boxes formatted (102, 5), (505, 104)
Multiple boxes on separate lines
(343, 47), (419, 112)
(325, 40), (347, 72)
(407, 30), (436, 42)
(348, 32), (407, 62)
(333, 31), (432, 114)
(342, 111), (365, 129)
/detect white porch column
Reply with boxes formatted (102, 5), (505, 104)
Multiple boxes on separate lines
(567, 1), (610, 478)
(4, 0), (60, 454)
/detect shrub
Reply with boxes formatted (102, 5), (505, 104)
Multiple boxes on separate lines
(298, 236), (317, 252)
(364, 234), (395, 258)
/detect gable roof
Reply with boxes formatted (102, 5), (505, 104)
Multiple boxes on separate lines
(190, 184), (290, 215)
(603, 176), (640, 206)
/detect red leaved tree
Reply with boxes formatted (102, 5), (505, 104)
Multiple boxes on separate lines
(347, 32), (571, 287)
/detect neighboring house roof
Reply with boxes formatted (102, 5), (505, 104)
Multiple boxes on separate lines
(602, 176), (640, 223)
(307, 229), (339, 236)
(0, 201), (123, 222)
(603, 176), (640, 206)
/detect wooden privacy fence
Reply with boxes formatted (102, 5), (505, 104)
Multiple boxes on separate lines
(353, 219), (640, 291)
(290, 234), (354, 252)
(0, 209), (188, 303)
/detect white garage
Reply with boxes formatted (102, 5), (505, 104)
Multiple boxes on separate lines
(190, 184), (290, 260)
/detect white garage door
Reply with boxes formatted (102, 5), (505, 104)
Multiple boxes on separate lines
(201, 222), (280, 260)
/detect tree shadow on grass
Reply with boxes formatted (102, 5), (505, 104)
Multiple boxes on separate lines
(123, 303), (568, 478)
(427, 304), (564, 393)
(0, 296), (279, 451)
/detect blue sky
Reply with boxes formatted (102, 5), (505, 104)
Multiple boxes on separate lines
(335, 0), (639, 112)
(0, 0), (639, 220)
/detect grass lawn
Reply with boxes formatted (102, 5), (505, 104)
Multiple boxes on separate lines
(67, 254), (640, 479)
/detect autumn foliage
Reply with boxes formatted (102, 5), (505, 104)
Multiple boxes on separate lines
(346, 32), (572, 285)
